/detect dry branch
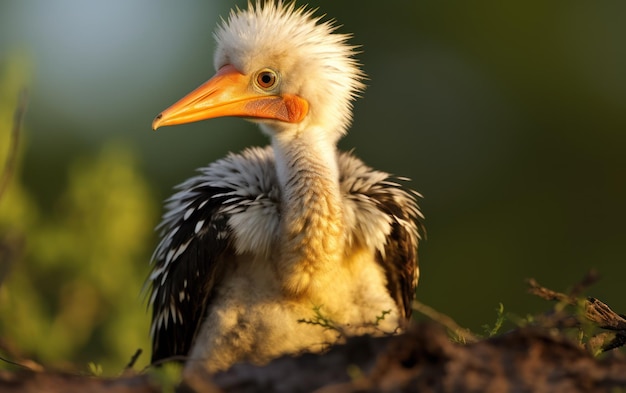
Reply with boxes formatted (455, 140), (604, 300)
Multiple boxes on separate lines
(528, 271), (626, 353)
(411, 300), (478, 344)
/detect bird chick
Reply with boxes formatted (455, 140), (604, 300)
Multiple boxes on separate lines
(149, 1), (422, 374)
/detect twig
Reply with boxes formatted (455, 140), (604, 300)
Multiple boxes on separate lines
(0, 351), (44, 372)
(0, 88), (28, 204)
(527, 278), (571, 303)
(585, 297), (626, 331)
(527, 273), (626, 352)
(0, 353), (31, 369)
(527, 269), (600, 305)
(124, 348), (143, 371)
(412, 300), (478, 344)
(603, 332), (626, 352)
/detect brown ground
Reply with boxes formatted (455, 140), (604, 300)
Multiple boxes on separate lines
(2, 275), (626, 392)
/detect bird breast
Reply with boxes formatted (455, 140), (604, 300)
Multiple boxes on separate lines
(187, 244), (401, 373)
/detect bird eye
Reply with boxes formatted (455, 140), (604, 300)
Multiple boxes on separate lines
(255, 69), (278, 90)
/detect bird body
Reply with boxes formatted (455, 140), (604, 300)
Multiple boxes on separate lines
(149, 2), (422, 373)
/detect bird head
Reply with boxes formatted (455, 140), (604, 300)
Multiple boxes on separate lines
(152, 1), (365, 143)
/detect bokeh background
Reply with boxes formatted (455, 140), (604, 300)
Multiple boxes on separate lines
(0, 0), (624, 374)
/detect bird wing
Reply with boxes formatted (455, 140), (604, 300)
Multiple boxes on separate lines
(372, 187), (422, 319)
(338, 152), (423, 320)
(148, 146), (278, 364)
(148, 183), (234, 363)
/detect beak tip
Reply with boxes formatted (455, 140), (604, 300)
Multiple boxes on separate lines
(152, 114), (163, 131)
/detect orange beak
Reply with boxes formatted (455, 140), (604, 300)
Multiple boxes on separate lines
(152, 65), (308, 130)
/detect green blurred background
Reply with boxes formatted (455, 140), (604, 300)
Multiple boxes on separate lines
(0, 0), (624, 374)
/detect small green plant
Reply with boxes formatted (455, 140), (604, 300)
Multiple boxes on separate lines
(87, 362), (103, 376)
(298, 306), (395, 337)
(374, 309), (392, 327)
(482, 303), (506, 337)
(148, 361), (183, 393)
(297, 305), (341, 332)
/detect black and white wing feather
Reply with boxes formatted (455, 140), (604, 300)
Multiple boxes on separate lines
(371, 184), (422, 319)
(148, 183), (233, 363)
(338, 152), (423, 320)
(148, 147), (279, 363)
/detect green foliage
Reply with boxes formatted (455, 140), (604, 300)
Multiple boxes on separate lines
(0, 57), (157, 374)
(482, 303), (505, 338)
(87, 362), (103, 377)
(447, 328), (471, 345)
(298, 306), (394, 337)
(147, 362), (183, 393)
(374, 309), (392, 327)
(297, 305), (340, 332)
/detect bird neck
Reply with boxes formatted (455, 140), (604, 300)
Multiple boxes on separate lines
(271, 129), (345, 297)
